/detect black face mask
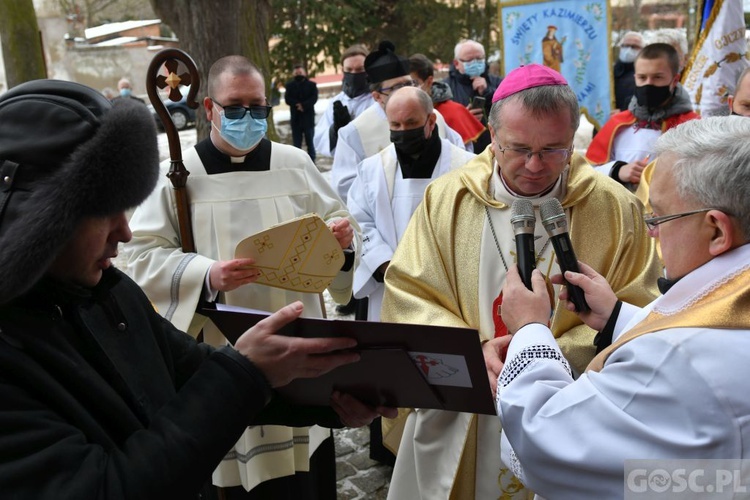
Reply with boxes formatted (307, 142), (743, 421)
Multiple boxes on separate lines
(294, 75), (306, 82)
(342, 72), (369, 98)
(634, 84), (673, 109)
(390, 123), (429, 156)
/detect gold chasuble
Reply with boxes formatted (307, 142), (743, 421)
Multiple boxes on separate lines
(381, 147), (661, 499)
(588, 264), (750, 373)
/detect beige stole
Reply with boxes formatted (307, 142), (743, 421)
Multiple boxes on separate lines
(587, 266), (750, 373)
(353, 105), (390, 158)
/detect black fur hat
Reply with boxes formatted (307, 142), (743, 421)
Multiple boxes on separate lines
(0, 79), (159, 304)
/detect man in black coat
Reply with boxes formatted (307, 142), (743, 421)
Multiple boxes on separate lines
(0, 80), (393, 499)
(443, 39), (502, 152)
(285, 64), (319, 162)
(613, 31), (644, 112)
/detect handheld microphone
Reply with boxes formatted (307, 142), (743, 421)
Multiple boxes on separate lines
(539, 198), (590, 313)
(510, 199), (536, 290)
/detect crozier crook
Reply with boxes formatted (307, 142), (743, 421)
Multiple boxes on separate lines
(146, 49), (200, 253)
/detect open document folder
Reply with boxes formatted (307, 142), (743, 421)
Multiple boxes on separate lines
(202, 303), (497, 415)
(234, 213), (342, 294)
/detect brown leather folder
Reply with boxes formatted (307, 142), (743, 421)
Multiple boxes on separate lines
(204, 306), (497, 415)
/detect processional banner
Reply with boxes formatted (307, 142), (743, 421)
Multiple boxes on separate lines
(499, 0), (612, 128)
(682, 0), (749, 116)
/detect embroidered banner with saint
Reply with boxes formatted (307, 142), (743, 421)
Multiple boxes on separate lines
(498, 0), (612, 129)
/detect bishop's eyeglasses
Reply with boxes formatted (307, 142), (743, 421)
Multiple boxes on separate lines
(497, 145), (572, 165)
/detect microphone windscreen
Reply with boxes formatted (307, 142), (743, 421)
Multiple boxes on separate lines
(539, 198), (564, 222)
(540, 198), (568, 233)
(510, 199), (534, 222)
(511, 199), (535, 235)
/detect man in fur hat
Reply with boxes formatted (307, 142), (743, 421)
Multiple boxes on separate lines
(0, 79), (392, 498)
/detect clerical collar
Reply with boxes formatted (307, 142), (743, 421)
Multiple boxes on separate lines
(196, 137), (272, 174)
(396, 131), (442, 179)
(657, 276), (682, 294)
(490, 158), (567, 206)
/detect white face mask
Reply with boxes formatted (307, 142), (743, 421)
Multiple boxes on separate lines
(619, 46), (639, 64)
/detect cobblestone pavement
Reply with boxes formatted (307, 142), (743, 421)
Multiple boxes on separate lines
(332, 425), (392, 499)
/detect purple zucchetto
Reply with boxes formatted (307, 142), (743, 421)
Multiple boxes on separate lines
(492, 64), (568, 102)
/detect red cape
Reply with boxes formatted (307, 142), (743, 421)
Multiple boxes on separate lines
(435, 100), (485, 144)
(585, 109), (699, 165)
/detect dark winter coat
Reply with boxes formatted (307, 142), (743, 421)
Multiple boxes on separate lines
(443, 65), (502, 116)
(284, 77), (319, 130)
(0, 268), (341, 499)
(443, 65), (501, 151)
(613, 60), (637, 111)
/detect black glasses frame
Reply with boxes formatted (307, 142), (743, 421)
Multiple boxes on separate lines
(378, 81), (415, 95)
(211, 98), (272, 120)
(458, 57), (485, 64)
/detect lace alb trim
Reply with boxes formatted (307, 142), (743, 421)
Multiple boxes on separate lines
(499, 345), (572, 388)
(508, 449), (526, 484)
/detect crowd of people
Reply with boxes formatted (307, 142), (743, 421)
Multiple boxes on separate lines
(2, 26), (750, 500)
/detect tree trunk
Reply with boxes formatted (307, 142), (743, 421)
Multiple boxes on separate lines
(0, 0), (47, 90)
(484, 0), (495, 52)
(149, 0), (274, 142)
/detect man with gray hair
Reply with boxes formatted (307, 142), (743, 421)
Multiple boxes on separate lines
(495, 116), (750, 498)
(652, 27), (689, 72)
(444, 39), (502, 151)
(381, 64), (660, 498)
(445, 39), (501, 121)
(614, 31), (645, 111)
(112, 77), (145, 104)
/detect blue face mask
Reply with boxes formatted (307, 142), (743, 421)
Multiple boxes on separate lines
(215, 108), (267, 151)
(463, 59), (486, 78)
(120, 88), (132, 97)
(618, 46), (639, 64)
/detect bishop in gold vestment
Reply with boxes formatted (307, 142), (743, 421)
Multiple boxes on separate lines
(381, 147), (660, 498)
(382, 64), (661, 499)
